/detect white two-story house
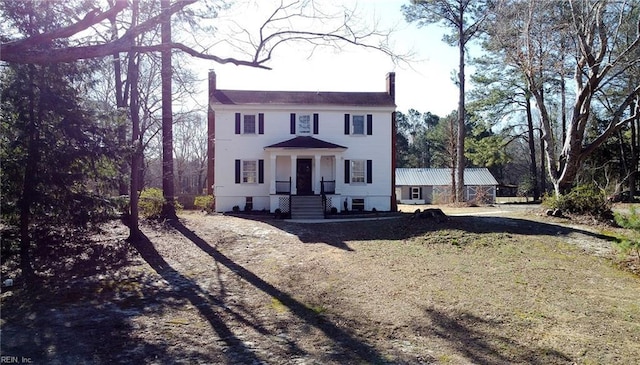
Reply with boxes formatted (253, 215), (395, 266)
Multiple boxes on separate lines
(206, 71), (397, 217)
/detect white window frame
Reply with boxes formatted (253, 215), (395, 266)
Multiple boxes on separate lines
(297, 114), (311, 135)
(351, 160), (365, 183)
(411, 187), (420, 200)
(352, 115), (365, 135)
(242, 160), (257, 183)
(243, 114), (256, 134)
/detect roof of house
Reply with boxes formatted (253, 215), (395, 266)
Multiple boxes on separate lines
(396, 168), (499, 186)
(264, 136), (347, 150)
(211, 90), (396, 107)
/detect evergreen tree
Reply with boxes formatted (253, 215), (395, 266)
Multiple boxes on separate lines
(1, 61), (122, 281)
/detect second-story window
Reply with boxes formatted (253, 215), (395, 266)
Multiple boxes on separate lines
(236, 113), (263, 134)
(344, 114), (372, 135)
(352, 115), (365, 135)
(243, 115), (256, 134)
(298, 114), (311, 134)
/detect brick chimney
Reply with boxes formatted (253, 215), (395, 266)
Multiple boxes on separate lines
(209, 69), (216, 95)
(207, 69), (216, 197)
(386, 72), (395, 101)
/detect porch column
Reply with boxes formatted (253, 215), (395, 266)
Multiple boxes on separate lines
(334, 154), (342, 194)
(269, 154), (276, 194)
(314, 154), (321, 194)
(290, 154), (297, 195)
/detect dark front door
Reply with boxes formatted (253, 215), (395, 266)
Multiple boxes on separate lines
(296, 158), (313, 195)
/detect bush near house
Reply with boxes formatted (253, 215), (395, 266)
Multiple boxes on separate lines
(139, 188), (183, 219)
(194, 195), (215, 213)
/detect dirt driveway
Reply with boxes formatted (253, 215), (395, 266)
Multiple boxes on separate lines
(2, 206), (639, 364)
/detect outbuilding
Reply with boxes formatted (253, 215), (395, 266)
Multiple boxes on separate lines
(395, 168), (499, 204)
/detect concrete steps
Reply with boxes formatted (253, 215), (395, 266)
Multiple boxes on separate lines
(290, 195), (324, 220)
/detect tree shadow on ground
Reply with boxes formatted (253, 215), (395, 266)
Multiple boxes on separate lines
(131, 231), (271, 364)
(0, 227), (184, 364)
(169, 219), (390, 364)
(413, 306), (572, 365)
(247, 213), (619, 251)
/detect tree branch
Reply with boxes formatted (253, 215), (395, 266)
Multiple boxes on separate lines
(2, 0), (128, 50)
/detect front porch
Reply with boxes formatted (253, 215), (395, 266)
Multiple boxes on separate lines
(267, 154), (344, 216)
(269, 187), (342, 217)
(265, 136), (347, 215)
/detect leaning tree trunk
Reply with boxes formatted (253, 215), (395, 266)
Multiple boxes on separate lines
(525, 94), (539, 201)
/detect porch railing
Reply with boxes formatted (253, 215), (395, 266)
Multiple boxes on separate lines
(275, 177), (291, 194)
(320, 178), (335, 194)
(321, 177), (336, 217)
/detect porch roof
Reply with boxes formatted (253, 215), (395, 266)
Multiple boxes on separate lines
(264, 136), (347, 150)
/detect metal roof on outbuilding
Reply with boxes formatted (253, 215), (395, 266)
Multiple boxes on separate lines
(396, 168), (499, 186)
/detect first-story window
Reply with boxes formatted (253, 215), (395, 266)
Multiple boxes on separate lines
(351, 160), (365, 183)
(235, 159), (264, 184)
(345, 159), (372, 184)
(242, 160), (257, 183)
(411, 187), (421, 200)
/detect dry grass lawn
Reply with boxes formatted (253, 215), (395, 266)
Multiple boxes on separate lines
(1, 208), (639, 364)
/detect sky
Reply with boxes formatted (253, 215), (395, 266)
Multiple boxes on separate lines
(192, 0), (465, 117)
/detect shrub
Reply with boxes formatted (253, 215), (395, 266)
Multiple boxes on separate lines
(138, 188), (182, 219)
(194, 195), (215, 213)
(542, 184), (611, 217)
(614, 207), (640, 262)
(139, 188), (164, 219)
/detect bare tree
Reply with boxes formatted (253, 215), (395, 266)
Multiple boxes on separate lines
(488, 0), (640, 196)
(174, 113), (208, 195)
(1, 1), (401, 67)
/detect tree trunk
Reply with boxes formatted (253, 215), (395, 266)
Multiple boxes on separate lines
(19, 64), (39, 283)
(455, 12), (466, 203)
(111, 14), (129, 196)
(630, 99), (638, 201)
(160, 0), (177, 219)
(525, 94), (539, 201)
(539, 129), (546, 195)
(127, 0), (142, 241)
(449, 115), (457, 203)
